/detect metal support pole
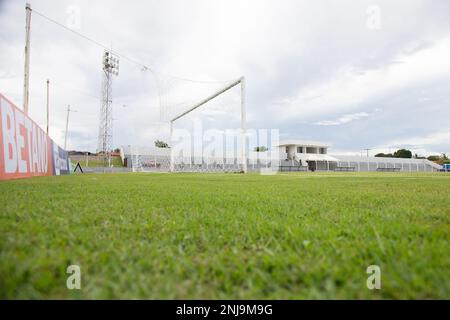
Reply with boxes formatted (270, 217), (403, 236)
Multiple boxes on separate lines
(46, 79), (49, 134)
(241, 77), (247, 173)
(170, 120), (174, 172)
(23, 3), (32, 114)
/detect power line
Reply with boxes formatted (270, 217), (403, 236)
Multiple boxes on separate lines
(31, 8), (155, 74)
(31, 8), (235, 84)
(48, 79), (158, 110)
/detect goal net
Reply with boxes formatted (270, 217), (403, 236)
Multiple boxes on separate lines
(142, 75), (248, 173)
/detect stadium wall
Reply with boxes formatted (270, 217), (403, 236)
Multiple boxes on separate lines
(0, 93), (70, 180)
(333, 155), (441, 172)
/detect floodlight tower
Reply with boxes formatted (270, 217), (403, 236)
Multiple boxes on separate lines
(98, 51), (119, 168)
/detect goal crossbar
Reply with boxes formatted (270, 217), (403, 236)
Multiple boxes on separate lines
(170, 77), (244, 122)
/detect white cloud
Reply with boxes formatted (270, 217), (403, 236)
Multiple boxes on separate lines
(279, 38), (450, 121)
(387, 131), (450, 148)
(314, 112), (370, 126)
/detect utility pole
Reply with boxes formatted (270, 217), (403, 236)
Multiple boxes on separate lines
(64, 105), (77, 150)
(364, 148), (371, 157)
(23, 3), (32, 114)
(86, 134), (90, 167)
(46, 79), (50, 134)
(64, 105), (70, 150)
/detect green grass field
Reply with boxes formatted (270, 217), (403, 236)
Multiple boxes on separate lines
(0, 172), (449, 299)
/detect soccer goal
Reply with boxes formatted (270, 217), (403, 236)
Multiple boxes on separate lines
(165, 77), (248, 173)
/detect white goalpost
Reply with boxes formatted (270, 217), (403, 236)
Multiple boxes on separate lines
(169, 76), (247, 173)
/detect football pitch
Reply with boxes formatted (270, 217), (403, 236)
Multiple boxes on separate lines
(0, 172), (448, 299)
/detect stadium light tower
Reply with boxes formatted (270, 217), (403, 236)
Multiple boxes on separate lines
(98, 51), (119, 168)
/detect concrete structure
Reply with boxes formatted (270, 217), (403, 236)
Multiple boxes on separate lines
(277, 140), (339, 171)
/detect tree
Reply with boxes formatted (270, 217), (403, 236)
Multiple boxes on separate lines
(427, 155), (440, 162)
(375, 153), (393, 158)
(254, 146), (268, 152)
(428, 153), (449, 164)
(393, 149), (412, 158)
(154, 140), (169, 148)
(375, 149), (412, 158)
(414, 153), (426, 159)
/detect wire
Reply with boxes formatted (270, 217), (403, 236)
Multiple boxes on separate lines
(46, 79), (158, 110)
(31, 9), (155, 73)
(31, 8), (236, 84)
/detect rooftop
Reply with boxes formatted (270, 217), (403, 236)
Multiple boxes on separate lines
(276, 140), (331, 147)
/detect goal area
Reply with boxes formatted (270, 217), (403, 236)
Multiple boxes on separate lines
(168, 77), (247, 173)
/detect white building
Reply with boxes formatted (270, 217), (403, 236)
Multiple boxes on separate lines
(277, 140), (339, 171)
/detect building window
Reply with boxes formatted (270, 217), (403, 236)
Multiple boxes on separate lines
(297, 146), (303, 153)
(320, 148), (327, 154)
(306, 147), (316, 154)
(286, 146), (289, 153)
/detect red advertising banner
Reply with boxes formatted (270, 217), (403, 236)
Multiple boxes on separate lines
(0, 93), (69, 180)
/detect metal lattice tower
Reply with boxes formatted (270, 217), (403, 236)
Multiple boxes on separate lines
(98, 51), (119, 167)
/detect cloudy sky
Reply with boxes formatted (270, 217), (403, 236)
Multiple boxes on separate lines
(1, 0), (449, 156)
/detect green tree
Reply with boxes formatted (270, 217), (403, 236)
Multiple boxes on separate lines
(154, 140), (169, 148)
(375, 153), (393, 158)
(254, 146), (268, 152)
(427, 155), (440, 162)
(429, 153), (449, 164)
(393, 149), (412, 158)
(414, 153), (426, 159)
